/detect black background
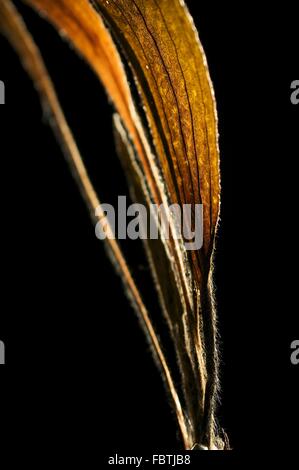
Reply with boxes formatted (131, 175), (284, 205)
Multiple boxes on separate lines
(0, 0), (298, 466)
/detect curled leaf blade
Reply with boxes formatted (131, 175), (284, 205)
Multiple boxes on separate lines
(1, 0), (225, 449)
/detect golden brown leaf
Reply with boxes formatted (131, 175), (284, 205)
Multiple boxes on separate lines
(0, 0), (225, 449)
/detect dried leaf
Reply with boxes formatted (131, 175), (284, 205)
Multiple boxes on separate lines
(93, 0), (222, 448)
(0, 0), (225, 449)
